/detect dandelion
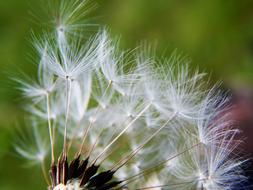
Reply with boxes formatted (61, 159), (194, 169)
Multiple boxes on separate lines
(15, 1), (247, 190)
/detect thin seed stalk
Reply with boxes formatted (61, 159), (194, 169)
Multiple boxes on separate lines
(41, 159), (50, 186)
(92, 102), (152, 164)
(122, 142), (201, 185)
(112, 111), (178, 171)
(78, 80), (113, 155)
(63, 77), (72, 155)
(46, 93), (55, 163)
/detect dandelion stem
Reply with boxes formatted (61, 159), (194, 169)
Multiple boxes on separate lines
(92, 102), (152, 165)
(46, 93), (55, 163)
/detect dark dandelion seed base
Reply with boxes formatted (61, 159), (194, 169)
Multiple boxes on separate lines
(49, 155), (123, 190)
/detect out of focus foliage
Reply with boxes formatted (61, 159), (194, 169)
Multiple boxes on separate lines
(0, 0), (253, 189)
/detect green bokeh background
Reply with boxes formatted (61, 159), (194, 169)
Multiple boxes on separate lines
(0, 0), (253, 189)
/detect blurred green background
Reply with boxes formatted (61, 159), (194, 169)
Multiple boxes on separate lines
(1, 0), (253, 189)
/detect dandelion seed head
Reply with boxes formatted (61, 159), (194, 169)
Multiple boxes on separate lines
(15, 1), (248, 190)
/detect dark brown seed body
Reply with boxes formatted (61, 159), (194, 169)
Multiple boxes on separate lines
(50, 155), (122, 190)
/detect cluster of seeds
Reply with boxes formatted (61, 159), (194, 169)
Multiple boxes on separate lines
(16, 1), (247, 190)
